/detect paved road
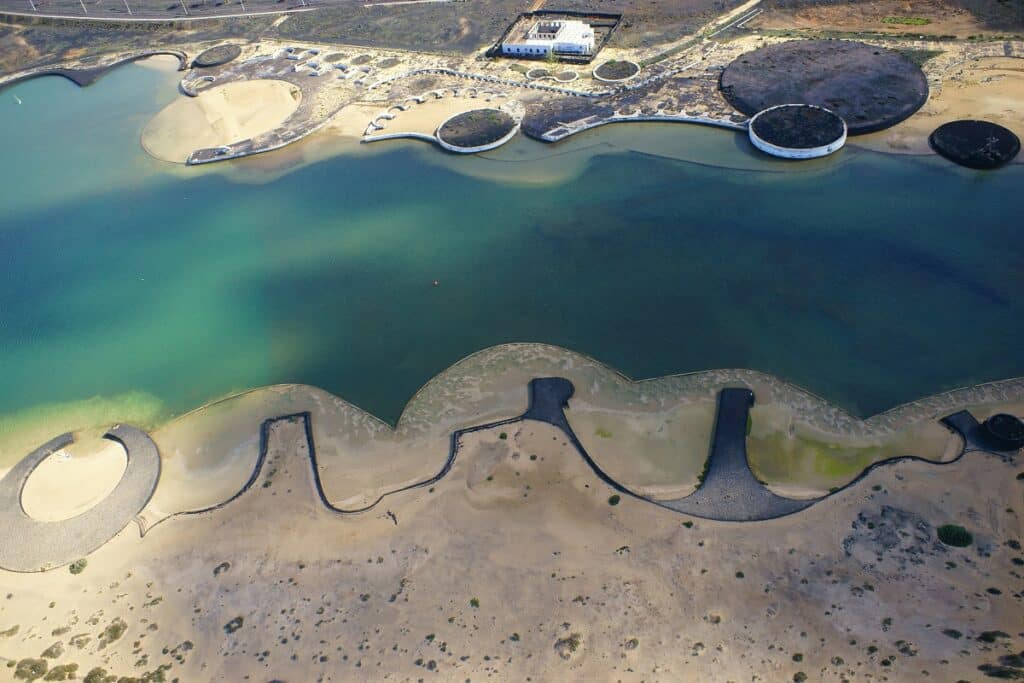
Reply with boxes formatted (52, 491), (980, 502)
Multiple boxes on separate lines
(0, 425), (160, 572)
(0, 0), (320, 21)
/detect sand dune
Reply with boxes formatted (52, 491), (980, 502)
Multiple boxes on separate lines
(141, 80), (301, 163)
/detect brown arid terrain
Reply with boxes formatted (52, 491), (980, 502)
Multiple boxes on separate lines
(0, 412), (1022, 681)
(755, 0), (1024, 37)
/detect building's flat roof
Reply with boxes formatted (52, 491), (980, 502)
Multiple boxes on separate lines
(504, 18), (592, 47)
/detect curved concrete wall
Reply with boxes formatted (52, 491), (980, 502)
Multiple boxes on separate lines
(435, 111), (520, 154)
(748, 104), (847, 160)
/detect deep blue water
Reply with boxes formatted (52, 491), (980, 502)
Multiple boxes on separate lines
(1, 64), (1022, 427)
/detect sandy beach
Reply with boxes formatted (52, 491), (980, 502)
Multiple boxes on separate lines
(1, 396), (1021, 681)
(141, 79), (301, 163)
(856, 56), (1024, 158)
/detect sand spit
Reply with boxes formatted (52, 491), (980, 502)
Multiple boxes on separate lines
(0, 408), (1020, 680)
(141, 80), (301, 163)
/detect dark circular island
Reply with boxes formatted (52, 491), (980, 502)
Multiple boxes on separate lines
(593, 59), (640, 82)
(720, 40), (928, 135)
(981, 413), (1024, 451)
(928, 120), (1021, 169)
(748, 104), (847, 159)
(436, 109), (518, 153)
(192, 44), (242, 69)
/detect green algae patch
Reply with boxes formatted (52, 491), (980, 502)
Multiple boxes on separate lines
(745, 405), (954, 494)
(747, 432), (889, 489)
(0, 392), (167, 469)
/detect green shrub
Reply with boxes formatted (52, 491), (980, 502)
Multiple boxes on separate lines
(68, 559), (87, 575)
(937, 524), (973, 547)
(608, 495), (621, 506)
(883, 16), (930, 25)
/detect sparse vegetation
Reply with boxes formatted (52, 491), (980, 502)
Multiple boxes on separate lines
(554, 632), (582, 660)
(42, 663), (78, 681)
(595, 427), (613, 438)
(882, 16), (931, 25)
(68, 559), (87, 575)
(223, 616), (244, 635)
(14, 658), (48, 682)
(98, 618), (127, 648)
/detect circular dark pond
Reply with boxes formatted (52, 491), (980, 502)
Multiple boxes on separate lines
(192, 44), (242, 68)
(719, 40), (928, 135)
(437, 109), (516, 150)
(929, 120), (1021, 169)
(751, 104), (846, 149)
(983, 413), (1024, 451)
(594, 60), (640, 81)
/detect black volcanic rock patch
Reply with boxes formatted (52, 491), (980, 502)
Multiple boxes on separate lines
(929, 120), (1021, 169)
(594, 60), (639, 81)
(437, 109), (516, 149)
(193, 44), (242, 69)
(981, 413), (1024, 451)
(719, 40), (928, 135)
(751, 105), (845, 149)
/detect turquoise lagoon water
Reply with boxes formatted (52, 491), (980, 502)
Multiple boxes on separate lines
(1, 61), (1022, 437)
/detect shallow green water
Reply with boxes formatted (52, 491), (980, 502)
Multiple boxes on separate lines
(1, 62), (1022, 439)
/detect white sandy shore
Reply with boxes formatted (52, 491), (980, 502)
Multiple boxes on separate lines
(141, 79), (301, 163)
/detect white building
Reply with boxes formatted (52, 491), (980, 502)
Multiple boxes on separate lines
(501, 19), (595, 58)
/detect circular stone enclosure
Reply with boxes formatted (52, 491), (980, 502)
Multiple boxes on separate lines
(593, 59), (640, 82)
(749, 104), (847, 159)
(929, 120), (1021, 169)
(436, 109), (517, 153)
(720, 40), (928, 135)
(193, 44), (242, 68)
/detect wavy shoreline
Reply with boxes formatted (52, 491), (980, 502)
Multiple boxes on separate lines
(2, 368), (1019, 572)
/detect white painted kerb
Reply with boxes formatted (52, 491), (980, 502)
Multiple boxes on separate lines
(748, 104), (847, 160)
(435, 111), (520, 153)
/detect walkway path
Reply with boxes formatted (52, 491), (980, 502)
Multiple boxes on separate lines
(0, 425), (160, 572)
(2, 379), (1018, 571)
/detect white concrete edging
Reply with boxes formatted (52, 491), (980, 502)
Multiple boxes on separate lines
(747, 104), (847, 159)
(435, 111), (520, 153)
